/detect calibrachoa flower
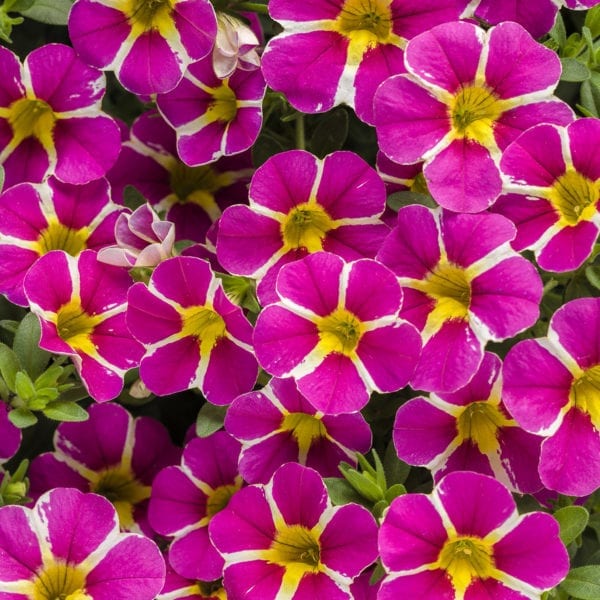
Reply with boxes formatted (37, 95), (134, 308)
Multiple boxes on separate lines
(225, 377), (372, 483)
(492, 119), (600, 272)
(0, 487), (165, 599)
(209, 462), (379, 599)
(0, 177), (122, 306)
(158, 566), (226, 600)
(28, 403), (181, 533)
(156, 55), (266, 166)
(127, 256), (258, 404)
(262, 0), (468, 124)
(393, 352), (543, 493)
(23, 249), (143, 402)
(217, 150), (390, 305)
(377, 205), (542, 393)
(149, 432), (242, 582)
(0, 43), (121, 187)
(503, 297), (600, 497)
(0, 403), (20, 464)
(374, 20), (574, 212)
(98, 202), (176, 268)
(108, 110), (254, 243)
(253, 252), (421, 414)
(378, 471), (568, 598)
(69, 0), (217, 95)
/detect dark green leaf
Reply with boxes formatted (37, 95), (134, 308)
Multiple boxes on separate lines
(0, 343), (20, 390)
(560, 58), (591, 82)
(560, 566), (600, 599)
(309, 108), (349, 158)
(7, 407), (37, 428)
(387, 191), (437, 212)
(123, 185), (147, 211)
(383, 440), (411, 485)
(554, 506), (589, 546)
(19, 0), (73, 25)
(43, 400), (89, 422)
(13, 313), (50, 380)
(586, 266), (600, 290)
(196, 402), (227, 437)
(0, 164), (4, 191)
(252, 132), (289, 168)
(580, 79), (600, 117)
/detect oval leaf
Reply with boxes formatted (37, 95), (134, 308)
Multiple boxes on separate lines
(20, 0), (73, 25)
(13, 313), (50, 380)
(196, 402), (227, 437)
(555, 505), (589, 546)
(560, 566), (600, 599)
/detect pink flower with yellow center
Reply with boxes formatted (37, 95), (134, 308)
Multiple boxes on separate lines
(374, 20), (574, 212)
(23, 250), (144, 402)
(377, 205), (542, 393)
(69, 0), (217, 95)
(0, 44), (121, 188)
(0, 177), (122, 306)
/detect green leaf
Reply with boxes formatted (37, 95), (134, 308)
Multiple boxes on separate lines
(384, 483), (406, 503)
(387, 191), (437, 212)
(383, 440), (411, 485)
(323, 477), (368, 507)
(0, 343), (21, 390)
(7, 407), (37, 428)
(4, 0), (35, 11)
(580, 78), (600, 117)
(252, 132), (289, 168)
(586, 266), (600, 290)
(34, 364), (63, 389)
(549, 11), (567, 48)
(560, 58), (591, 82)
(196, 402), (227, 437)
(585, 4), (600, 38)
(13, 313), (50, 380)
(309, 108), (349, 158)
(14, 371), (35, 401)
(123, 185), (147, 211)
(0, 164), (4, 191)
(339, 462), (383, 503)
(560, 566), (600, 599)
(43, 400), (89, 422)
(554, 505), (589, 546)
(19, 0), (73, 25)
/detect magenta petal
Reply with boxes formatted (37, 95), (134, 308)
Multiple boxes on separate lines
(437, 442), (495, 482)
(23, 250), (72, 311)
(497, 427), (543, 494)
(222, 561), (284, 600)
(436, 472), (515, 538)
(2, 138), (50, 187)
(569, 118), (600, 180)
(537, 221), (599, 272)
(294, 573), (350, 600)
(0, 46), (24, 107)
(173, 0), (216, 60)
(540, 409), (600, 497)
(425, 139), (502, 213)
(380, 571), (454, 600)
(77, 354), (126, 402)
(169, 526), (224, 582)
(151, 256), (211, 307)
(0, 506), (42, 581)
(239, 434), (300, 485)
(465, 578), (531, 600)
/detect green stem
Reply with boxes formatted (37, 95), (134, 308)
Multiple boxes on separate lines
(235, 2), (269, 14)
(295, 112), (306, 150)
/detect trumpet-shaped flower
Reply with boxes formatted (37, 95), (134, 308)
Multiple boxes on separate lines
(492, 119), (600, 272)
(28, 403), (180, 534)
(108, 110), (253, 244)
(503, 297), (600, 497)
(393, 352), (543, 493)
(0, 487), (165, 599)
(149, 432), (242, 582)
(69, 0), (217, 95)
(253, 252), (421, 414)
(217, 150), (390, 305)
(374, 21), (573, 212)
(378, 471), (568, 599)
(377, 205), (542, 393)
(127, 256), (258, 404)
(262, 0), (469, 124)
(0, 44), (121, 187)
(23, 249), (143, 402)
(0, 177), (122, 306)
(225, 377), (372, 483)
(156, 55), (266, 166)
(209, 463), (379, 599)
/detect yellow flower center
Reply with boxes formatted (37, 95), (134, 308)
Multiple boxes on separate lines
(90, 466), (151, 530)
(207, 81), (238, 123)
(31, 562), (91, 600)
(438, 535), (495, 595)
(36, 220), (89, 256)
(546, 169), (600, 226)
(449, 85), (503, 146)
(55, 301), (102, 355)
(264, 524), (321, 577)
(280, 202), (334, 252)
(317, 308), (364, 357)
(206, 483), (240, 518)
(180, 305), (226, 354)
(7, 97), (56, 149)
(281, 412), (327, 456)
(124, 0), (174, 31)
(570, 364), (600, 429)
(456, 401), (513, 454)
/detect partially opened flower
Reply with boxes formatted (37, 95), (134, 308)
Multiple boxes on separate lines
(0, 177), (122, 306)
(23, 250), (143, 402)
(0, 487), (165, 599)
(209, 462), (379, 599)
(393, 352), (543, 493)
(217, 150), (390, 305)
(492, 119), (600, 272)
(262, 0), (468, 124)
(213, 12), (261, 79)
(374, 20), (573, 212)
(149, 432), (242, 582)
(69, 0), (217, 95)
(127, 256), (258, 404)
(253, 252), (421, 414)
(225, 377), (372, 483)
(377, 205), (542, 393)
(378, 471), (568, 598)
(157, 55), (266, 166)
(503, 297), (600, 497)
(108, 110), (254, 243)
(28, 403), (181, 534)
(0, 43), (121, 187)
